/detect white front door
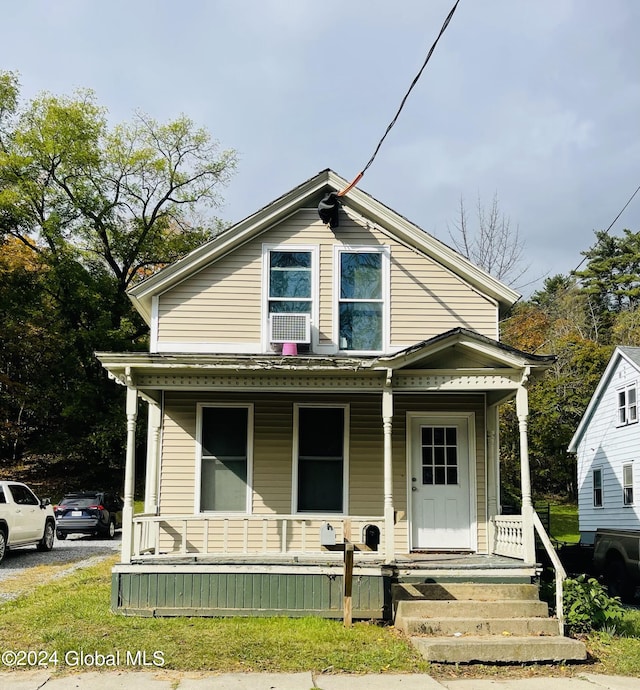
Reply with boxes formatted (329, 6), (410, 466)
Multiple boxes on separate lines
(410, 414), (474, 550)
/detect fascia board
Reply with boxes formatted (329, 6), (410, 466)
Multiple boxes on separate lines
(340, 183), (520, 309)
(567, 347), (626, 452)
(129, 171), (347, 323)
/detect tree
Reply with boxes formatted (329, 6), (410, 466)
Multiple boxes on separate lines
(0, 72), (237, 331)
(0, 72), (238, 477)
(448, 192), (529, 288)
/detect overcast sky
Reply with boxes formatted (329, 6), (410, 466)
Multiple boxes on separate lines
(3, 0), (640, 296)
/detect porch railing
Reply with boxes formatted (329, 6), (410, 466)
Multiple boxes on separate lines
(533, 510), (566, 636)
(130, 514), (385, 561)
(492, 514), (524, 559)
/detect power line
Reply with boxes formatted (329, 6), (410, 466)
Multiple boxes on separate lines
(338, 0), (462, 197)
(573, 182), (640, 273)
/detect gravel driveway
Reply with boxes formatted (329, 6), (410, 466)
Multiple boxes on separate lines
(0, 533), (120, 601)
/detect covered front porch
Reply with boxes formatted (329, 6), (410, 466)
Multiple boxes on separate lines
(100, 328), (561, 620)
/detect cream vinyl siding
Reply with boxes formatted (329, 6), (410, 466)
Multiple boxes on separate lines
(156, 209), (497, 349)
(159, 391), (486, 554)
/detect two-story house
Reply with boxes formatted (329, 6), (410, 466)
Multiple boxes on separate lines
(98, 170), (584, 662)
(569, 346), (640, 542)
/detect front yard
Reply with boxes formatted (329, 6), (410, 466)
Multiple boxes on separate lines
(0, 556), (639, 678)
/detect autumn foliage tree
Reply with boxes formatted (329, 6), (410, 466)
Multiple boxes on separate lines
(0, 71), (237, 481)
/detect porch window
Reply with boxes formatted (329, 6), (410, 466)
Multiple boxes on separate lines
(295, 406), (347, 513)
(593, 468), (603, 508)
(617, 384), (637, 425)
(268, 250), (312, 314)
(623, 463), (634, 506)
(337, 247), (388, 352)
(199, 405), (251, 512)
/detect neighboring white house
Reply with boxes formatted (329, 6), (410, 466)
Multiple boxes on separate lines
(569, 346), (640, 543)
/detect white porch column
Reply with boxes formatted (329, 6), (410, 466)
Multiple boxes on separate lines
(486, 404), (499, 552)
(121, 384), (138, 564)
(516, 378), (536, 563)
(383, 370), (395, 563)
(144, 402), (162, 514)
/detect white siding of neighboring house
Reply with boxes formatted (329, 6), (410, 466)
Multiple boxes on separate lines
(576, 356), (640, 539)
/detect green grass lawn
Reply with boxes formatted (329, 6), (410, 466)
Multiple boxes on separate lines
(1, 553), (639, 678)
(549, 501), (580, 543)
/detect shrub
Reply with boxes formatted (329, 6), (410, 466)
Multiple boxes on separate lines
(563, 574), (625, 636)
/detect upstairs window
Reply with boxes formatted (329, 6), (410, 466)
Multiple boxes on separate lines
(623, 463), (634, 506)
(617, 384), (637, 425)
(268, 250), (312, 314)
(337, 247), (388, 352)
(593, 468), (603, 508)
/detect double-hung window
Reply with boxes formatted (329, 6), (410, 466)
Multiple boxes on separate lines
(593, 468), (603, 508)
(336, 247), (388, 352)
(617, 384), (637, 425)
(199, 405), (252, 512)
(295, 405), (348, 513)
(267, 249), (313, 315)
(623, 463), (634, 506)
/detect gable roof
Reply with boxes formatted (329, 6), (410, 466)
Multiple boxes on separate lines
(128, 169), (521, 324)
(568, 346), (640, 452)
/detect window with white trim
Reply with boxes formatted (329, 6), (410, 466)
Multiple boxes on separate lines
(623, 463), (634, 506)
(295, 406), (347, 513)
(336, 247), (388, 352)
(593, 468), (603, 508)
(268, 249), (312, 315)
(617, 384), (637, 425)
(199, 405), (251, 512)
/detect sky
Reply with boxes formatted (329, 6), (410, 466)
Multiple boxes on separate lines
(2, 0), (640, 297)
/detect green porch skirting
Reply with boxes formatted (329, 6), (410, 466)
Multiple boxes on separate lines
(112, 568), (390, 619)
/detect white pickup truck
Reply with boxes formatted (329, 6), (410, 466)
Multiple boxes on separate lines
(0, 481), (56, 564)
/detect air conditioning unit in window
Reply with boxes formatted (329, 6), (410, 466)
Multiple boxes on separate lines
(269, 313), (311, 344)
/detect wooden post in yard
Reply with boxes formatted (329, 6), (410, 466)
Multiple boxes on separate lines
(343, 519), (353, 628)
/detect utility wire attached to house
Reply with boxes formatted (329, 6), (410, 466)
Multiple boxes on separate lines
(337, 0), (462, 198)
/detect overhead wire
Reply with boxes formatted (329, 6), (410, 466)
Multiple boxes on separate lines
(573, 182), (640, 273)
(337, 0), (462, 197)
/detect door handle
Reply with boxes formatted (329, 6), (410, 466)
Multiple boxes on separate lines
(412, 486), (418, 492)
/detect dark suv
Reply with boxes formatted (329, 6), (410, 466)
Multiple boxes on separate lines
(54, 491), (123, 540)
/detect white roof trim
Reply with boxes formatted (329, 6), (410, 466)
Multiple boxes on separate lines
(567, 346), (640, 452)
(128, 169), (520, 324)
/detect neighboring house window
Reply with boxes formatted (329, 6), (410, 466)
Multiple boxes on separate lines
(295, 405), (347, 513)
(268, 250), (312, 314)
(593, 468), (603, 508)
(336, 247), (388, 352)
(199, 405), (252, 512)
(617, 385), (637, 425)
(623, 463), (634, 506)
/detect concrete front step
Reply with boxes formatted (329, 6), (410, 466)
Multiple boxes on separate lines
(395, 598), (549, 620)
(397, 615), (560, 637)
(410, 635), (588, 663)
(392, 582), (540, 602)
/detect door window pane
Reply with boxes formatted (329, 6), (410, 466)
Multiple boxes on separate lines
(421, 426), (458, 486)
(201, 407), (249, 512)
(297, 407), (344, 512)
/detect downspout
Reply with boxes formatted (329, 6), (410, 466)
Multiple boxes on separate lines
(121, 377), (138, 564)
(383, 369), (395, 563)
(516, 367), (536, 564)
